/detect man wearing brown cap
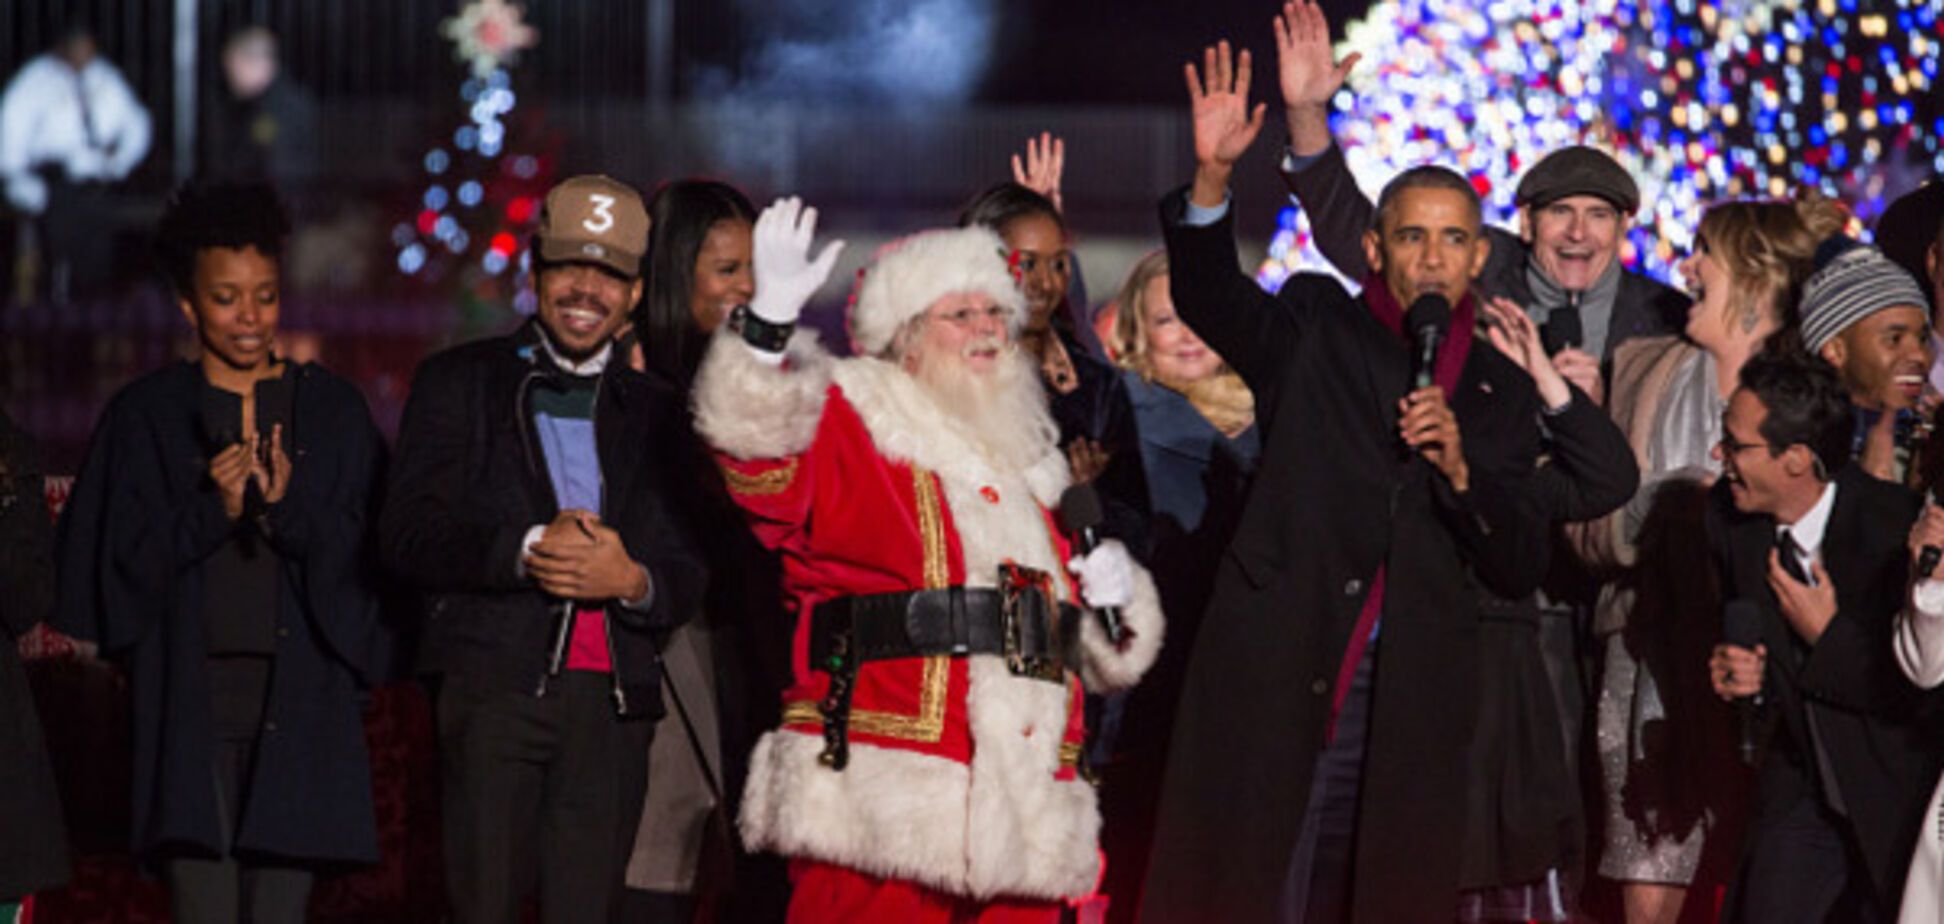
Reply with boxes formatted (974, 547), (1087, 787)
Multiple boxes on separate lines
(381, 175), (704, 923)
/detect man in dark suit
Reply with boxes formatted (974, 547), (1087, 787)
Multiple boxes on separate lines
(1138, 42), (1550, 924)
(1707, 351), (1941, 923)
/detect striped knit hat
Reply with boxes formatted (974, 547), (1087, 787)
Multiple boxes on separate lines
(1799, 240), (1930, 353)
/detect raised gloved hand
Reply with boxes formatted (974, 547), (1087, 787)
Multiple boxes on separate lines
(1069, 539), (1135, 611)
(749, 196), (846, 325)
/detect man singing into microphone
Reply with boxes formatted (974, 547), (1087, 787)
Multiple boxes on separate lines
(1705, 352), (1939, 923)
(1139, 43), (1549, 924)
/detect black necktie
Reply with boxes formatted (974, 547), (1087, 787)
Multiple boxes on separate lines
(1776, 529), (1811, 585)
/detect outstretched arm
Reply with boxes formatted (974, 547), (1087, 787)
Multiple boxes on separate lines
(1163, 41), (1310, 397)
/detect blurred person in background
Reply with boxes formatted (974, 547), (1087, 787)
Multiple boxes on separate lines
(0, 21), (152, 302)
(199, 27), (320, 197)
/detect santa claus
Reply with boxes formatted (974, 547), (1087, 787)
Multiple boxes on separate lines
(691, 198), (1163, 922)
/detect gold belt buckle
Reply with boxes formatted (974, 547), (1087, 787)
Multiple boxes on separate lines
(999, 563), (1065, 682)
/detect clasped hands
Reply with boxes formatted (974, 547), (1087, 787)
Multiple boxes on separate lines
(208, 425), (290, 520)
(524, 509), (648, 603)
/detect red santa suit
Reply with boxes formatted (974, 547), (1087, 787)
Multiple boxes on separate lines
(691, 227), (1163, 922)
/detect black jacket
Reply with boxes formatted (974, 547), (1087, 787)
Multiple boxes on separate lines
(1713, 468), (1944, 913)
(1047, 324), (1152, 557)
(1139, 190), (1550, 924)
(1284, 144), (1688, 361)
(54, 361), (385, 862)
(380, 320), (703, 718)
(0, 411), (68, 896)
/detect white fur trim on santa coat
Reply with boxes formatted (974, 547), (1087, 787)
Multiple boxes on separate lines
(849, 227), (1027, 358)
(690, 326), (832, 461)
(734, 356), (1161, 900)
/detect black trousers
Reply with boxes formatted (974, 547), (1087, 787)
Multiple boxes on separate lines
(38, 174), (113, 301)
(1281, 643), (1376, 924)
(1726, 773), (1882, 924)
(438, 670), (654, 924)
(164, 735), (314, 924)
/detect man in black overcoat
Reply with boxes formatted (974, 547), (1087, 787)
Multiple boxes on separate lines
(1138, 42), (1550, 924)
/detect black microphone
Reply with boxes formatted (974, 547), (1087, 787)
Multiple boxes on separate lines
(1921, 487), (1943, 579)
(1057, 484), (1124, 645)
(1405, 293), (1453, 389)
(1723, 599), (1763, 766)
(1541, 303), (1584, 356)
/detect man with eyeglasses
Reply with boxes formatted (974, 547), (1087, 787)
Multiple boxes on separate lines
(690, 200), (1164, 922)
(1706, 350), (1939, 923)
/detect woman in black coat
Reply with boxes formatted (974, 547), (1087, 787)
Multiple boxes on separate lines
(54, 183), (385, 923)
(0, 409), (70, 904)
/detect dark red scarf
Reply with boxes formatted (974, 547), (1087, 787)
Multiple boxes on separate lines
(1324, 274), (1479, 744)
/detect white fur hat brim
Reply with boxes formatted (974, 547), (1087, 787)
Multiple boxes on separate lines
(849, 226), (1027, 357)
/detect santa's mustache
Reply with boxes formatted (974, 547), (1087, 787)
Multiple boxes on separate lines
(960, 336), (1005, 358)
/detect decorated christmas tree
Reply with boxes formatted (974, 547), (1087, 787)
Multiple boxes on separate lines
(392, 0), (554, 335)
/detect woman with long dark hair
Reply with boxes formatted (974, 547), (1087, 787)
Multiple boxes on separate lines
(623, 178), (787, 923)
(635, 180), (757, 385)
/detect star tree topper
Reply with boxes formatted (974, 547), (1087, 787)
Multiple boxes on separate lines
(442, 0), (538, 79)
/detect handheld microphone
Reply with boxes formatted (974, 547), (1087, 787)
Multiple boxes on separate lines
(1541, 304), (1584, 356)
(1921, 487), (1943, 579)
(1723, 599), (1763, 766)
(1405, 294), (1453, 389)
(1056, 484), (1124, 645)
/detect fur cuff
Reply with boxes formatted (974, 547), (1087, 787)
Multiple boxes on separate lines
(1074, 564), (1163, 693)
(691, 327), (832, 460)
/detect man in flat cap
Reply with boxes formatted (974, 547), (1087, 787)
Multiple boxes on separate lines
(1798, 239), (1935, 487)
(381, 175), (705, 923)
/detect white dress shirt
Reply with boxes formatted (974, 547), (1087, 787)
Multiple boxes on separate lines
(0, 53), (152, 214)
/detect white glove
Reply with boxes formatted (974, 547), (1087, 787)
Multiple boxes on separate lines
(1069, 539), (1134, 611)
(749, 196), (846, 325)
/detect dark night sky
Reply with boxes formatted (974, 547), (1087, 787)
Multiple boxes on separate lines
(678, 0), (1373, 106)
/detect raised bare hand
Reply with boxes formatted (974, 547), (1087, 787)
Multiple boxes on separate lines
(1185, 41), (1268, 174)
(1483, 297), (1573, 410)
(1273, 0), (1360, 111)
(1011, 132), (1066, 213)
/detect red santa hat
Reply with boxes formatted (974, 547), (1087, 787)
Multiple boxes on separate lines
(848, 226), (1026, 357)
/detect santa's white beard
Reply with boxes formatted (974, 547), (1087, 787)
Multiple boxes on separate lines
(907, 338), (1061, 475)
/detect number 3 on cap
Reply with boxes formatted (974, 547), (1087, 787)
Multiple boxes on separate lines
(583, 194), (616, 234)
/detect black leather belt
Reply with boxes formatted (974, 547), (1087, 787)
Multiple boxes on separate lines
(810, 587), (1079, 667)
(807, 580), (1080, 770)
